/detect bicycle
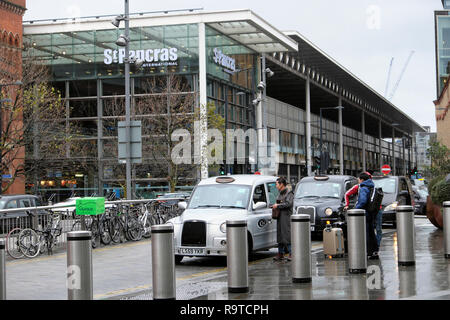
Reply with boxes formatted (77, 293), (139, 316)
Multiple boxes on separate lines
(135, 203), (153, 239)
(17, 213), (62, 258)
(109, 204), (142, 243)
(71, 213), (111, 248)
(6, 227), (25, 259)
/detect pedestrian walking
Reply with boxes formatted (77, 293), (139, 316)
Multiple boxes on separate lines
(272, 177), (294, 262)
(355, 172), (379, 259)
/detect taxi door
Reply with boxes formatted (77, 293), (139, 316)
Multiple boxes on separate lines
(248, 183), (274, 250)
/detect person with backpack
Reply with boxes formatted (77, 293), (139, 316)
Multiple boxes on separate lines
(344, 172), (383, 247)
(355, 172), (380, 260)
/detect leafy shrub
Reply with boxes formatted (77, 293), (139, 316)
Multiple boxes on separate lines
(431, 178), (450, 206)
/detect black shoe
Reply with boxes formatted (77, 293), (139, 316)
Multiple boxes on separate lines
(273, 254), (284, 262)
(368, 252), (380, 260)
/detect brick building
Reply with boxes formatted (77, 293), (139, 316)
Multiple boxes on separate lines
(0, 0), (26, 194)
(434, 75), (450, 150)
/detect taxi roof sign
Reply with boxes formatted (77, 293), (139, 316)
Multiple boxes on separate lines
(314, 175), (330, 181)
(216, 177), (235, 184)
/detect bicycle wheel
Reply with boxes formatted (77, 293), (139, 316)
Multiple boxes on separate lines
(142, 216), (152, 239)
(71, 220), (81, 231)
(6, 228), (24, 259)
(110, 216), (124, 243)
(100, 219), (112, 245)
(90, 219), (100, 248)
(127, 217), (143, 241)
(18, 228), (41, 258)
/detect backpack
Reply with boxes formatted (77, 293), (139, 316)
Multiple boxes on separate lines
(366, 187), (384, 214)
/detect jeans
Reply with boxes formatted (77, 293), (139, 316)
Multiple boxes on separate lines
(366, 212), (379, 255)
(278, 243), (291, 255)
(375, 210), (383, 247)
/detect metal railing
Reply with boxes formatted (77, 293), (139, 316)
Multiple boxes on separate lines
(0, 198), (187, 257)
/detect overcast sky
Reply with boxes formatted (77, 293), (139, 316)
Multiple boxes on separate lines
(23, 0), (444, 131)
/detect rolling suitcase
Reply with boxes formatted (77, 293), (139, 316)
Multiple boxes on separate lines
(323, 225), (345, 258)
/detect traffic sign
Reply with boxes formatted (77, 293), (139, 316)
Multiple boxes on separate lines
(381, 165), (391, 175)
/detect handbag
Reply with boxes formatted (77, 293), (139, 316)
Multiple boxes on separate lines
(272, 206), (280, 220)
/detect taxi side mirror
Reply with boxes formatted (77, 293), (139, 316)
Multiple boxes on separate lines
(178, 201), (187, 210)
(253, 202), (267, 210)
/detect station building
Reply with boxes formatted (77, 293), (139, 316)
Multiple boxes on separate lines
(23, 9), (425, 200)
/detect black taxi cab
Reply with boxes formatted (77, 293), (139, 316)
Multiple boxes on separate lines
(293, 175), (358, 235)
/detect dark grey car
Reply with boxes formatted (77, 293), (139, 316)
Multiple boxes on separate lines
(293, 175), (358, 235)
(372, 175), (414, 227)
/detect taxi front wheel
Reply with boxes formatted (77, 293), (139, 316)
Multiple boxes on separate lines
(175, 255), (184, 265)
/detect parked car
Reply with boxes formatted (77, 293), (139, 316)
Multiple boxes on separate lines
(372, 175), (414, 227)
(167, 175), (279, 264)
(0, 194), (46, 218)
(293, 175), (358, 236)
(412, 185), (428, 215)
(0, 195), (47, 233)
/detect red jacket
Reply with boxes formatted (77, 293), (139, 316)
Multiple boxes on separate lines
(345, 185), (359, 207)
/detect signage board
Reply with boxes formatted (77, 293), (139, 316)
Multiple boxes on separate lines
(381, 165), (391, 175)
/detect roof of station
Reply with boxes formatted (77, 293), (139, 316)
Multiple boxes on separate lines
(23, 8), (425, 134)
(23, 9), (298, 53)
(281, 31), (425, 134)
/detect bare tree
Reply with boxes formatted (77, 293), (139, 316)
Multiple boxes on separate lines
(0, 52), (87, 194)
(103, 74), (225, 194)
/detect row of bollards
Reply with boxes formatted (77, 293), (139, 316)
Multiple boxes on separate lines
(0, 202), (449, 300)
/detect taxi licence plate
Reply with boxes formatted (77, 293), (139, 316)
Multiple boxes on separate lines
(179, 248), (205, 255)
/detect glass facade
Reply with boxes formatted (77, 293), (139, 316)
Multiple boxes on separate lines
(436, 14), (450, 96)
(24, 24), (201, 201)
(25, 24), (199, 80)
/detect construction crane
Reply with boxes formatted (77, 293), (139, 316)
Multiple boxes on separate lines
(387, 50), (415, 101)
(384, 57), (394, 98)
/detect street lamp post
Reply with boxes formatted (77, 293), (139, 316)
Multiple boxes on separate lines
(320, 106), (344, 174)
(112, 1), (143, 200)
(0, 81), (22, 194)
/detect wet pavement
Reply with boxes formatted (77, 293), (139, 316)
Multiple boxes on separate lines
(117, 217), (450, 300)
(4, 216), (450, 300)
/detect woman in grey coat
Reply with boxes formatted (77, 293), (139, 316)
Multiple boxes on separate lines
(272, 177), (294, 261)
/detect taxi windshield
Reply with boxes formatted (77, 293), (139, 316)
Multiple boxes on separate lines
(295, 181), (342, 199)
(189, 184), (251, 209)
(373, 178), (396, 194)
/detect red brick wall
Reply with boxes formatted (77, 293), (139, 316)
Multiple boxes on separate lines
(0, 0), (26, 194)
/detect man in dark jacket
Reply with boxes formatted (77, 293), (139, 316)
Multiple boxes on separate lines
(355, 172), (379, 259)
(272, 177), (294, 262)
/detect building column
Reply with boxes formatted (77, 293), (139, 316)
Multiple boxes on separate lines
(392, 127), (396, 175)
(306, 77), (312, 176)
(378, 119), (382, 171)
(339, 96), (344, 175)
(198, 22), (208, 180)
(361, 110), (366, 172)
(97, 79), (103, 196)
(402, 136), (407, 176)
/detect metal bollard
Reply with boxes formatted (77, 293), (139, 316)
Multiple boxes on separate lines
(347, 209), (367, 274)
(151, 224), (176, 300)
(444, 202), (450, 259)
(67, 231), (93, 300)
(0, 239), (5, 300)
(396, 205), (415, 266)
(226, 220), (248, 293)
(291, 214), (312, 283)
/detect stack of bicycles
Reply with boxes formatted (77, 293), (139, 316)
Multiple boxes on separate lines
(5, 212), (63, 259)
